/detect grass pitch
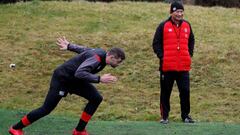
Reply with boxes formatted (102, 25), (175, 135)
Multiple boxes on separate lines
(1, 109), (240, 135)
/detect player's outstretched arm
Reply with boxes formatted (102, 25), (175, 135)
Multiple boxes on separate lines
(56, 36), (69, 50)
(56, 36), (88, 54)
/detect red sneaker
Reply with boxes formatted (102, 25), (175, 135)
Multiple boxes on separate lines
(72, 129), (89, 135)
(8, 127), (24, 135)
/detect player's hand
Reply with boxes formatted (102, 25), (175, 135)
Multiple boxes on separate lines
(56, 36), (69, 50)
(100, 74), (117, 83)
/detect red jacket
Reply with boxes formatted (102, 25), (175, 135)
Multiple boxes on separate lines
(153, 18), (195, 71)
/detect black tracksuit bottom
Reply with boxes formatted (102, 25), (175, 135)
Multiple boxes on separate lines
(160, 71), (190, 120)
(13, 72), (102, 131)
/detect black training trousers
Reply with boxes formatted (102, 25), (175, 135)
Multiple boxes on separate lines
(160, 71), (190, 120)
(27, 73), (103, 125)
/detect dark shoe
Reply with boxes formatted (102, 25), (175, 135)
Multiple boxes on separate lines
(183, 115), (195, 123)
(160, 118), (169, 124)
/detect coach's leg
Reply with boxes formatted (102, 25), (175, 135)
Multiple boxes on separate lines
(176, 71), (190, 120)
(74, 82), (103, 131)
(160, 71), (175, 120)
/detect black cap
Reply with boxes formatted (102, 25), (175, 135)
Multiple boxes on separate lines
(170, 1), (184, 13)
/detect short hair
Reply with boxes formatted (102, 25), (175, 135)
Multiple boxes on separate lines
(108, 47), (125, 60)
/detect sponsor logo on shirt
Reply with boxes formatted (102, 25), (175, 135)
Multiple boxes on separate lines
(184, 28), (188, 33)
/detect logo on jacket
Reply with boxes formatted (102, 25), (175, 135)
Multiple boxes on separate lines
(97, 66), (102, 70)
(168, 28), (173, 32)
(59, 91), (65, 96)
(184, 28), (188, 33)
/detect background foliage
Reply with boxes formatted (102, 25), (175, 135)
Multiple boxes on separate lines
(1, 0), (240, 8)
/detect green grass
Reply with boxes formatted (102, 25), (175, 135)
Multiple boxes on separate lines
(0, 1), (240, 123)
(1, 109), (240, 135)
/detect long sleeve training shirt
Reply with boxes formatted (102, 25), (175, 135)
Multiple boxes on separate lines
(54, 44), (106, 83)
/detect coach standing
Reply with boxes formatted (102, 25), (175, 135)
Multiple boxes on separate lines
(152, 1), (195, 124)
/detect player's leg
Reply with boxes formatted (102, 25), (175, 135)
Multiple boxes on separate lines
(72, 82), (103, 133)
(9, 75), (65, 134)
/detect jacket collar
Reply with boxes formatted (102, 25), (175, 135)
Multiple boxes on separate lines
(168, 16), (183, 27)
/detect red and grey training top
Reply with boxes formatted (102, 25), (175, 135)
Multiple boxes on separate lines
(54, 44), (106, 83)
(152, 17), (195, 71)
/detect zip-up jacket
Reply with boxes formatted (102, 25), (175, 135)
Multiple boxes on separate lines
(152, 17), (195, 71)
(54, 44), (106, 83)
